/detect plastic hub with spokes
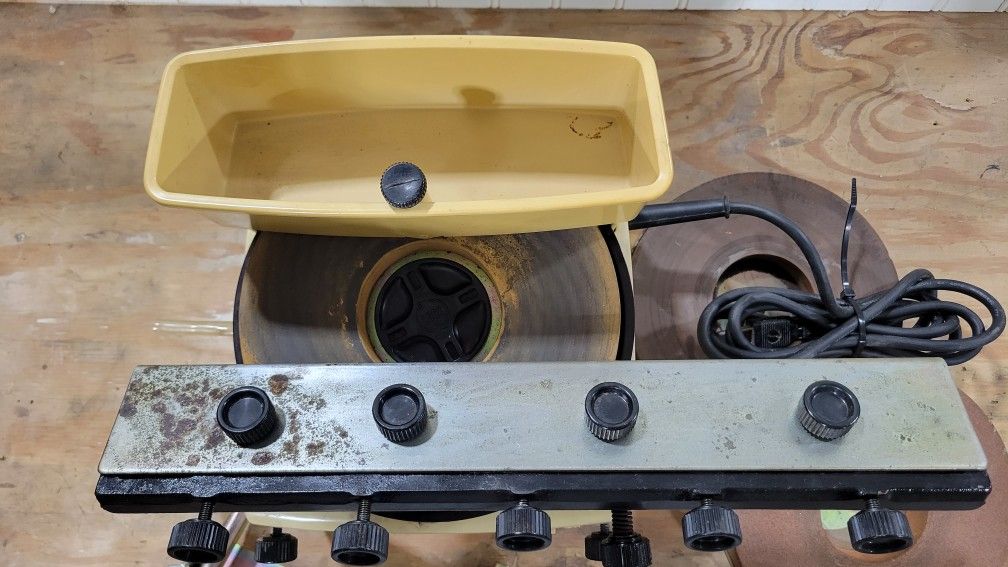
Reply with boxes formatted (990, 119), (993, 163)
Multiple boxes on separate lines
(374, 257), (492, 362)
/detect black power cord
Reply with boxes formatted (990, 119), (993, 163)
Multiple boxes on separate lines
(628, 180), (1005, 365)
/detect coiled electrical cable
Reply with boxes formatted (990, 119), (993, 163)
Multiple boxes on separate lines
(628, 182), (1005, 365)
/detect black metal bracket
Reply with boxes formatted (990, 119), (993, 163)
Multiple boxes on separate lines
(97, 469), (990, 514)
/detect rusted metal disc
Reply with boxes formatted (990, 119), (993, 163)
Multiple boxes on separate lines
(633, 172), (899, 360)
(730, 390), (1008, 566)
(235, 228), (627, 364)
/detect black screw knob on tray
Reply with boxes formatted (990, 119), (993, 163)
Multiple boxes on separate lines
(166, 501), (230, 564)
(380, 162), (426, 208)
(216, 385), (279, 447)
(848, 499), (913, 554)
(332, 499), (390, 565)
(798, 380), (860, 441)
(584, 523), (611, 561)
(600, 509), (651, 567)
(495, 500), (552, 552)
(372, 384), (428, 443)
(585, 382), (639, 442)
(681, 500), (742, 552)
(256, 527), (298, 564)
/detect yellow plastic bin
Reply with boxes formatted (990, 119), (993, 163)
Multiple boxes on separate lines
(144, 36), (673, 237)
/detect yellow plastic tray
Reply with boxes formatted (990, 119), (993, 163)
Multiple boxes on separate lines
(144, 36), (673, 237)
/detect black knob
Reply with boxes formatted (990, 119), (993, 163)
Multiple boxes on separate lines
(584, 523), (611, 561)
(682, 500), (742, 552)
(167, 501), (230, 564)
(495, 500), (552, 552)
(600, 510), (651, 567)
(585, 382), (639, 442)
(372, 384), (428, 443)
(256, 527), (298, 564)
(380, 162), (426, 208)
(332, 499), (390, 565)
(798, 380), (860, 441)
(216, 386), (279, 447)
(848, 499), (913, 554)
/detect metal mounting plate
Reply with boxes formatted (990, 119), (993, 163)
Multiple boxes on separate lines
(98, 359), (985, 475)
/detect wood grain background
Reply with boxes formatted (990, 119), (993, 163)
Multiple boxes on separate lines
(1, 5), (1006, 565)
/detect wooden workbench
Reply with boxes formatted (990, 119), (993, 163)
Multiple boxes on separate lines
(0, 5), (1006, 565)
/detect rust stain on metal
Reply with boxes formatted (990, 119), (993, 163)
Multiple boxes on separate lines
(268, 374), (289, 396)
(159, 413), (195, 440)
(203, 428), (225, 450)
(251, 451), (274, 465)
(282, 436), (301, 459)
(118, 401), (136, 418)
(306, 441), (325, 457)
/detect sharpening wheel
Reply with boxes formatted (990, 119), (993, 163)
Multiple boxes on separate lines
(234, 227), (632, 365)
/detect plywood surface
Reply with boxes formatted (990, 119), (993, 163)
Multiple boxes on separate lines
(0, 5), (1006, 565)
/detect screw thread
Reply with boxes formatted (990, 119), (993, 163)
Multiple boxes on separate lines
(866, 498), (881, 511)
(357, 498), (372, 521)
(198, 500), (214, 521)
(611, 509), (634, 537)
(272, 527), (282, 537)
(701, 498), (713, 508)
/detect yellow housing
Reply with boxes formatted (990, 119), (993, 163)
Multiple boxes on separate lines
(144, 36), (673, 237)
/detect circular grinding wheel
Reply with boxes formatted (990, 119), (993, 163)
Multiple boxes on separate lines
(235, 228), (629, 364)
(633, 172), (899, 360)
(731, 390), (1008, 566)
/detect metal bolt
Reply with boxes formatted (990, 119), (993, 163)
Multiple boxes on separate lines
(610, 509), (635, 537)
(356, 498), (372, 522)
(198, 500), (214, 521)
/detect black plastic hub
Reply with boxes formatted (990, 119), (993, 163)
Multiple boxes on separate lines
(374, 258), (492, 362)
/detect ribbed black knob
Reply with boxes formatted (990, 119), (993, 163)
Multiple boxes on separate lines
(331, 520), (389, 565)
(380, 162), (426, 208)
(372, 384), (428, 443)
(848, 501), (913, 554)
(600, 510), (651, 567)
(216, 386), (279, 447)
(601, 535), (651, 567)
(798, 380), (860, 441)
(256, 528), (298, 564)
(167, 518), (230, 564)
(495, 501), (552, 552)
(585, 382), (639, 442)
(682, 501), (742, 552)
(584, 523), (611, 561)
